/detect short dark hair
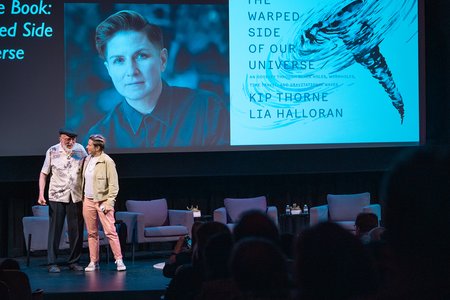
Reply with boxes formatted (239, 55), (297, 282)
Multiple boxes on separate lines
(355, 212), (378, 234)
(0, 258), (20, 270)
(89, 134), (106, 151)
(95, 10), (164, 60)
(233, 210), (280, 244)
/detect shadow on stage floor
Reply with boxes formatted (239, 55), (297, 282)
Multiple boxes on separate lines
(12, 250), (171, 300)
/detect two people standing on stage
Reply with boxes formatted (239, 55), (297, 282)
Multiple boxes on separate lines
(38, 129), (125, 272)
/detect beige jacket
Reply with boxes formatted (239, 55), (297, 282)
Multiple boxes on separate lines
(82, 152), (119, 209)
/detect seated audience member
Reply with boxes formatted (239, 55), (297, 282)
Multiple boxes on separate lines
(163, 221), (203, 278)
(379, 146), (450, 299)
(164, 221), (230, 300)
(279, 232), (296, 284)
(232, 209), (296, 289)
(230, 237), (291, 300)
(196, 231), (240, 300)
(280, 232), (295, 260)
(233, 209), (280, 244)
(363, 230), (395, 295)
(201, 231), (233, 280)
(0, 281), (8, 300)
(355, 212), (379, 244)
(0, 258), (20, 270)
(355, 218), (388, 287)
(367, 226), (386, 243)
(0, 265), (44, 300)
(294, 222), (378, 300)
(191, 221), (231, 268)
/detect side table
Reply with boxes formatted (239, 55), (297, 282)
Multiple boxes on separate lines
(279, 213), (310, 235)
(194, 214), (213, 223)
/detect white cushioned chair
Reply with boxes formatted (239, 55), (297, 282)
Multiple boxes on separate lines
(309, 192), (381, 233)
(22, 205), (109, 266)
(22, 205), (68, 266)
(213, 196), (278, 230)
(115, 199), (194, 262)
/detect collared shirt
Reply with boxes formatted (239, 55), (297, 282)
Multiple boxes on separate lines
(41, 143), (87, 203)
(87, 82), (230, 151)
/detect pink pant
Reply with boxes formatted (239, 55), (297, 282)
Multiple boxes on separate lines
(83, 197), (123, 262)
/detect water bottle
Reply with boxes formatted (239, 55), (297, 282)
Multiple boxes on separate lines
(285, 205), (291, 215)
(303, 204), (309, 214)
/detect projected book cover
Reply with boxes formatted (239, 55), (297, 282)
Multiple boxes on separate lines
(229, 0), (420, 146)
(0, 0), (425, 156)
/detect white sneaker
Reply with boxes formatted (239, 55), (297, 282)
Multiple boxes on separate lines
(84, 262), (100, 272)
(115, 259), (126, 271)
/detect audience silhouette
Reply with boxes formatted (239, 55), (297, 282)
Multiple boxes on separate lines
(233, 209), (280, 244)
(294, 222), (378, 300)
(379, 146), (450, 299)
(163, 221), (204, 279)
(355, 212), (379, 244)
(196, 231), (239, 300)
(0, 258), (20, 270)
(230, 237), (291, 300)
(0, 258), (44, 300)
(163, 221), (230, 300)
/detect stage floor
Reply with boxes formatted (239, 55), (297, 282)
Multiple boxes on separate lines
(11, 250), (171, 300)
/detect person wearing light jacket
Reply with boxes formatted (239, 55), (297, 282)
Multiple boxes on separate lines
(82, 134), (126, 272)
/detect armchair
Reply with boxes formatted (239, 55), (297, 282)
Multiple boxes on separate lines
(22, 205), (109, 266)
(213, 196), (278, 230)
(115, 199), (194, 262)
(309, 192), (381, 233)
(22, 205), (68, 267)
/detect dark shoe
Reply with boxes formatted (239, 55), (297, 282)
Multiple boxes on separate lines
(48, 265), (61, 273)
(69, 263), (84, 271)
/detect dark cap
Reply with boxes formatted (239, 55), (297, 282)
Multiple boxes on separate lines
(59, 127), (78, 138)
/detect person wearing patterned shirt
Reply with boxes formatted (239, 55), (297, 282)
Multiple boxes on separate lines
(38, 128), (87, 273)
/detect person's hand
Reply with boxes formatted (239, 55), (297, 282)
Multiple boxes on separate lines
(168, 236), (185, 263)
(100, 203), (112, 214)
(37, 196), (47, 205)
(173, 236), (185, 253)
